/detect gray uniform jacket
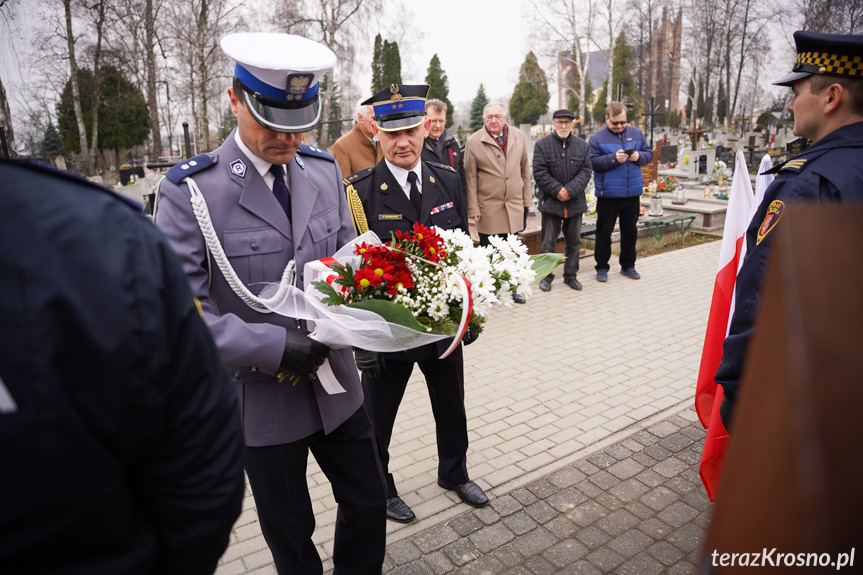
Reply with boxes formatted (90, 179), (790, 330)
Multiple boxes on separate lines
(155, 130), (362, 446)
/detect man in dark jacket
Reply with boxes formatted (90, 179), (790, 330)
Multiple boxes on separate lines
(422, 98), (467, 193)
(0, 159), (245, 575)
(588, 101), (652, 282)
(533, 109), (593, 291)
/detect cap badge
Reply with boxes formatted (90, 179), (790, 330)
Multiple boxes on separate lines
(230, 159), (247, 178)
(286, 74), (312, 101)
(389, 84), (403, 102)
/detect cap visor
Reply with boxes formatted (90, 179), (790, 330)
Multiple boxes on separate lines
(773, 70), (811, 87)
(243, 91), (321, 133)
(375, 115), (426, 132)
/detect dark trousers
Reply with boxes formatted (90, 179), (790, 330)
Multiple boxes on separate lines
(540, 212), (582, 280)
(362, 345), (469, 498)
(594, 196), (640, 272)
(245, 405), (386, 575)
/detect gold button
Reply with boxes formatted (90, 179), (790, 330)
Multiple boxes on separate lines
(819, 66), (827, 74)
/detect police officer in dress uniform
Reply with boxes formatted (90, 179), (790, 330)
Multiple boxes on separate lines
(346, 84), (490, 523)
(0, 160), (245, 574)
(715, 30), (863, 432)
(154, 33), (386, 575)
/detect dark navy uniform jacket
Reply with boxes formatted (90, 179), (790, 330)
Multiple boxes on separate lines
(0, 160), (245, 574)
(715, 121), (863, 403)
(347, 159), (468, 362)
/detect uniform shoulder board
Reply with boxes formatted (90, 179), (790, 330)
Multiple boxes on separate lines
(426, 161), (457, 173)
(165, 153), (217, 184)
(298, 144), (336, 163)
(764, 148), (830, 176)
(343, 167), (374, 186)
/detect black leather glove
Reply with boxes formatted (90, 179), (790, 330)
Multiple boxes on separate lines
(354, 348), (386, 379)
(462, 327), (479, 346)
(280, 328), (333, 381)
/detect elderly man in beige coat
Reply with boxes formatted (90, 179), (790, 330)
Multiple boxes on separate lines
(331, 101), (383, 178)
(465, 102), (533, 303)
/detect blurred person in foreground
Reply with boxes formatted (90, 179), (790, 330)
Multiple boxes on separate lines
(0, 159), (245, 574)
(715, 30), (863, 432)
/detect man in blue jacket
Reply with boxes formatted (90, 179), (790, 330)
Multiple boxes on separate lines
(588, 102), (652, 282)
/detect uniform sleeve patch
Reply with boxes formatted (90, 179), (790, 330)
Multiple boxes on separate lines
(756, 200), (785, 245)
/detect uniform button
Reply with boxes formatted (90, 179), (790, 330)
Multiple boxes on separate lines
(297, 243), (303, 250)
(300, 273), (304, 281)
(251, 240), (258, 251)
(327, 224), (332, 232)
(505, 177), (509, 182)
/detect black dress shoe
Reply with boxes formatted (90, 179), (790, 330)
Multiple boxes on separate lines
(564, 278), (582, 291)
(437, 478), (490, 508)
(386, 496), (416, 523)
(512, 292), (526, 304)
(539, 276), (553, 292)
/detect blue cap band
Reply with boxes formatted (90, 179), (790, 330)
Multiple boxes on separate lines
(372, 99), (426, 117)
(234, 64), (319, 103)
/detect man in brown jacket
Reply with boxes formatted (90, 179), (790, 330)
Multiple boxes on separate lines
(332, 101), (384, 177)
(464, 102), (533, 303)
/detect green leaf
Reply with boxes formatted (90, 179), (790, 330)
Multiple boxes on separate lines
(529, 253), (565, 284)
(311, 280), (347, 306)
(346, 299), (431, 333)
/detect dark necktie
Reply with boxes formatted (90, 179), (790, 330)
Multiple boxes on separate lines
(269, 164), (291, 221)
(407, 171), (422, 218)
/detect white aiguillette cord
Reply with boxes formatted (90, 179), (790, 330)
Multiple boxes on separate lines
(184, 176), (345, 394)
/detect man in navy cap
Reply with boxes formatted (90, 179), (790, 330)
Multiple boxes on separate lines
(154, 33), (386, 574)
(715, 30), (863, 431)
(533, 109), (592, 292)
(345, 84), (489, 524)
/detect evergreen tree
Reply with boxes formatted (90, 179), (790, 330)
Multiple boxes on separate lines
(218, 106), (237, 141)
(509, 51), (549, 125)
(42, 122), (63, 158)
(685, 77), (695, 125)
(469, 84), (489, 133)
(57, 66), (149, 154)
(327, 75), (343, 144)
(381, 40), (402, 86)
(371, 34), (384, 93)
(592, 80), (609, 124)
(425, 54), (453, 127)
(611, 32), (639, 118)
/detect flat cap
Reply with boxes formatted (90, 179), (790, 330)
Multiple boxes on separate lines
(552, 109), (576, 120)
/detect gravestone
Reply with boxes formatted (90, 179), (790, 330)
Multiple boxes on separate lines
(714, 145), (733, 165)
(679, 148), (715, 179)
(659, 144), (679, 164)
(786, 137), (810, 157)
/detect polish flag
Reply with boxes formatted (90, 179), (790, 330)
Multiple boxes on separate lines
(695, 149), (754, 501)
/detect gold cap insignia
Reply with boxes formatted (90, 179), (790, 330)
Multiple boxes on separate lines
(390, 84), (402, 102)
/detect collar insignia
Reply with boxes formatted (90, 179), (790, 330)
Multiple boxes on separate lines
(381, 182), (388, 191)
(230, 159), (246, 178)
(295, 155), (304, 169)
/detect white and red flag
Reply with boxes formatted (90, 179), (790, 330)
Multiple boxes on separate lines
(695, 149), (754, 501)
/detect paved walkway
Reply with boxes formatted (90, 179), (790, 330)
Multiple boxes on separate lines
(215, 240), (721, 575)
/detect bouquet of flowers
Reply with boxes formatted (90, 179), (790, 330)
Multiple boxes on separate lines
(260, 224), (563, 359)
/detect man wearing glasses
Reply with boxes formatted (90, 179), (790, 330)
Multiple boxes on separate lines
(533, 109), (592, 291)
(588, 102), (652, 282)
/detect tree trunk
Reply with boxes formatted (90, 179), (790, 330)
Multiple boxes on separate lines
(89, 0), (106, 173)
(63, 0), (92, 175)
(145, 0), (161, 161)
(0, 73), (13, 146)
